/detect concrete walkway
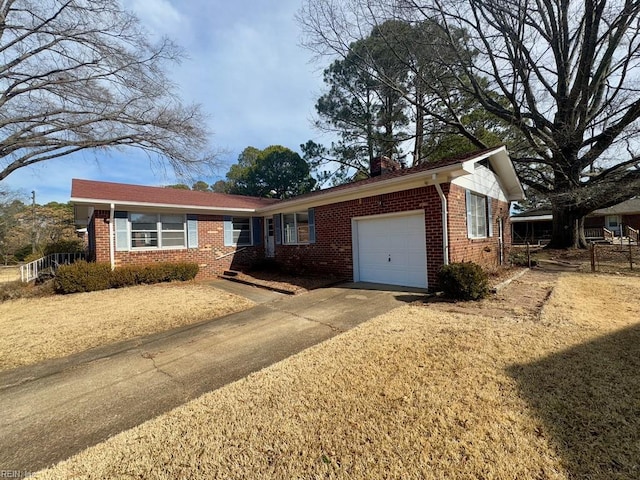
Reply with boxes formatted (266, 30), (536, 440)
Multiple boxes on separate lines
(0, 282), (425, 473)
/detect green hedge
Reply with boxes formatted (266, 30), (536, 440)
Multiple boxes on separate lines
(437, 262), (489, 301)
(55, 261), (199, 294)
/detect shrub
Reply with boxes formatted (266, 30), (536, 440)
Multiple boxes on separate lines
(108, 265), (139, 288)
(55, 261), (111, 294)
(509, 250), (537, 267)
(14, 244), (34, 262)
(54, 261), (199, 294)
(172, 262), (199, 281)
(438, 262), (490, 301)
(0, 280), (54, 302)
(23, 251), (45, 263)
(43, 239), (84, 255)
(134, 262), (199, 284)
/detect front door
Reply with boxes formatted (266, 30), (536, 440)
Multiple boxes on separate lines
(265, 217), (275, 257)
(605, 215), (622, 236)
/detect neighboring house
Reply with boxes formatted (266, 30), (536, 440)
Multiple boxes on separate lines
(512, 197), (640, 245)
(71, 146), (525, 290)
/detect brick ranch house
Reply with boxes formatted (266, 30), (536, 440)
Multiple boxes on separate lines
(71, 146), (525, 290)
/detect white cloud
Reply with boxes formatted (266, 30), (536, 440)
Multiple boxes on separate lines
(129, 0), (191, 39)
(3, 0), (329, 202)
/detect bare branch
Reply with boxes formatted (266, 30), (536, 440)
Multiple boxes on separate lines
(0, 0), (215, 181)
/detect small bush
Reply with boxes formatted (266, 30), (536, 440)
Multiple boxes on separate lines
(55, 261), (112, 294)
(509, 250), (537, 267)
(43, 239), (84, 255)
(438, 262), (490, 301)
(108, 265), (139, 288)
(23, 251), (45, 263)
(54, 261), (199, 294)
(0, 280), (55, 302)
(172, 262), (199, 281)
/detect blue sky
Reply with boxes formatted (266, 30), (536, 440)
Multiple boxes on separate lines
(3, 0), (328, 204)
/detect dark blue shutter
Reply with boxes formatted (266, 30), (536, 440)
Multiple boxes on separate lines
(187, 215), (198, 248)
(114, 211), (128, 251)
(308, 208), (316, 244)
(274, 214), (282, 245)
(223, 216), (233, 246)
(252, 217), (262, 245)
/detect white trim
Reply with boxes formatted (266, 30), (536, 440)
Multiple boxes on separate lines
(260, 162), (472, 215)
(281, 211), (311, 245)
(451, 163), (508, 202)
(71, 197), (257, 214)
(224, 216), (254, 247)
(351, 209), (425, 222)
(510, 215), (552, 222)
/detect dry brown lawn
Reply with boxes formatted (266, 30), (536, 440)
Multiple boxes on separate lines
(0, 283), (254, 371)
(0, 266), (19, 283)
(34, 272), (640, 479)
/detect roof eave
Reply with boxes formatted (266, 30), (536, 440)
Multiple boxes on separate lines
(486, 147), (526, 201)
(69, 197), (259, 214)
(257, 163), (470, 214)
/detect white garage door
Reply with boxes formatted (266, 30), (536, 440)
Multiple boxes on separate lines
(355, 212), (427, 288)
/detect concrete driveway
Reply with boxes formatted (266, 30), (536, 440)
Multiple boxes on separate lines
(0, 282), (425, 473)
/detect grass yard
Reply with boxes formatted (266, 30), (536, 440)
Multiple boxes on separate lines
(33, 272), (640, 479)
(0, 266), (19, 283)
(0, 283), (254, 371)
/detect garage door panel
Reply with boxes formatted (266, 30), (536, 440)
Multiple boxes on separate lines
(355, 213), (427, 288)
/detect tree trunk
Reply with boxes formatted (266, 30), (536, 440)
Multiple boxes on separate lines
(548, 207), (589, 249)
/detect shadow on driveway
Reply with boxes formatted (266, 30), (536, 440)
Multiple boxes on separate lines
(506, 324), (640, 478)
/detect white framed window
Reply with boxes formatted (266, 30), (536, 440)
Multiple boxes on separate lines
(115, 212), (190, 251)
(223, 216), (257, 247)
(466, 191), (492, 239)
(232, 217), (251, 246)
(283, 212), (310, 244)
(276, 209), (315, 245)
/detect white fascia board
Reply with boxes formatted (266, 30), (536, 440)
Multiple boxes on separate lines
(510, 214), (553, 222)
(257, 163), (468, 215)
(486, 148), (526, 201)
(70, 197), (258, 215)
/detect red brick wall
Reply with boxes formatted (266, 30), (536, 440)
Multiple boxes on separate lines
(86, 183), (512, 286)
(274, 186), (446, 288)
(89, 211), (263, 279)
(274, 184), (511, 288)
(445, 184), (511, 269)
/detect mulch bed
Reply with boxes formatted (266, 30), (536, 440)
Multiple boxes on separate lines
(229, 270), (347, 294)
(229, 265), (526, 295)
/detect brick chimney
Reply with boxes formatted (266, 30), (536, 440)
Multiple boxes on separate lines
(370, 156), (401, 177)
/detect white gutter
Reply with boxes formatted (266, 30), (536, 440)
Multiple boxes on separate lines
(434, 180), (449, 266)
(109, 203), (115, 271)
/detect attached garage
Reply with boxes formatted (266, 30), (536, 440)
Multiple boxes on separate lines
(352, 211), (428, 289)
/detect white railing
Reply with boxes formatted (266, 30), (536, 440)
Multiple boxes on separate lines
(626, 225), (639, 244)
(20, 252), (85, 282)
(603, 228), (614, 242)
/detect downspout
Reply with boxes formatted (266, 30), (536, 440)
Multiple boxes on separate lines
(434, 180), (449, 266)
(109, 203), (115, 271)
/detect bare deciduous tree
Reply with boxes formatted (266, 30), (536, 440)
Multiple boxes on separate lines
(298, 0), (640, 248)
(0, 0), (215, 182)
